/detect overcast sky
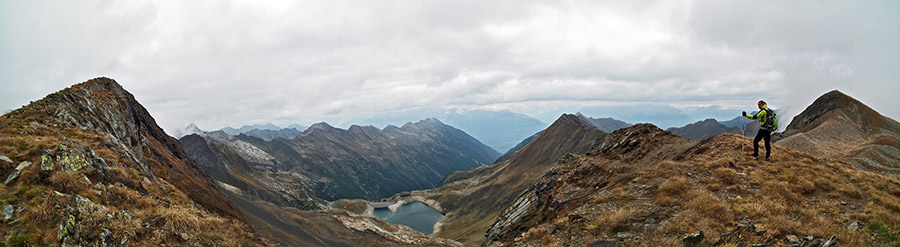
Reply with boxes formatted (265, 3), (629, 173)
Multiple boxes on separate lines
(2, 0), (898, 133)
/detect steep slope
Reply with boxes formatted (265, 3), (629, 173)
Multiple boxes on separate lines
(179, 133), (326, 210)
(776, 90), (900, 178)
(400, 114), (605, 245)
(0, 78), (263, 246)
(181, 118), (500, 202)
(486, 125), (900, 246)
(667, 118), (743, 140)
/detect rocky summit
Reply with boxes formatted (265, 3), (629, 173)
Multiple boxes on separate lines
(0, 78), (264, 246)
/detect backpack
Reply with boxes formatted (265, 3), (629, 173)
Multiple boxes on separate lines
(762, 109), (778, 131)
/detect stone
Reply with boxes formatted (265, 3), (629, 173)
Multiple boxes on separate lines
(100, 228), (114, 247)
(0, 155), (12, 164)
(41, 151), (55, 171)
(848, 220), (860, 231)
(822, 235), (838, 247)
(616, 232), (631, 239)
(786, 235), (800, 245)
(590, 240), (617, 247)
(2, 204), (13, 221)
(682, 231), (703, 247)
(3, 161), (32, 185)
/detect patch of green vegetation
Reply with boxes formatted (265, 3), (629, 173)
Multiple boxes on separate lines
(6, 230), (39, 247)
(868, 222), (899, 244)
(0, 192), (18, 205)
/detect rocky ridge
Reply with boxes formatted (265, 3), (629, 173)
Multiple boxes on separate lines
(483, 91), (900, 246)
(486, 124), (899, 246)
(0, 78), (264, 246)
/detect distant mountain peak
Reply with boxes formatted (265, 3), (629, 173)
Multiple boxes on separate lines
(174, 123), (204, 138)
(781, 89), (883, 136)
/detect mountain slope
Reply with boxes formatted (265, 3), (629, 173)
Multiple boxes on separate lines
(0, 78), (263, 246)
(485, 125), (900, 246)
(667, 118), (743, 140)
(181, 118), (500, 202)
(776, 90), (900, 177)
(398, 114), (604, 245)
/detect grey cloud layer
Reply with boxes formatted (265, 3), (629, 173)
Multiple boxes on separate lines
(1, 0), (897, 132)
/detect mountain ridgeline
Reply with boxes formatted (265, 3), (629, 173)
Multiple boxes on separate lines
(0, 78), (264, 246)
(479, 90), (900, 246)
(179, 118), (500, 203)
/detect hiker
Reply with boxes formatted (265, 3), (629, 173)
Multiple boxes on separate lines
(743, 100), (777, 161)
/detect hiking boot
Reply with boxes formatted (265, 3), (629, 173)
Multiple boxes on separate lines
(765, 157), (770, 161)
(752, 156), (759, 161)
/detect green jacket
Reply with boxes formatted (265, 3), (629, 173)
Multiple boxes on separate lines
(745, 105), (771, 127)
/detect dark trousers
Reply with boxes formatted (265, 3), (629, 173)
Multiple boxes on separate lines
(753, 129), (771, 158)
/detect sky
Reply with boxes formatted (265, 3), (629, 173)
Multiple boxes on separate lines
(2, 0), (898, 133)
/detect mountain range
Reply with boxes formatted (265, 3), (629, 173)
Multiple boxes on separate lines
(4, 77), (898, 247)
(180, 119), (500, 202)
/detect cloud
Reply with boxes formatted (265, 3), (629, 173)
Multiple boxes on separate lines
(1, 0), (897, 133)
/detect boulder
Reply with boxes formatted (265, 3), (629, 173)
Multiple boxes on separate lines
(0, 155), (12, 164)
(3, 161), (32, 185)
(2, 204), (13, 221)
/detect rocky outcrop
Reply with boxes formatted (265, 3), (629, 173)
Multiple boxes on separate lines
(0, 78), (263, 246)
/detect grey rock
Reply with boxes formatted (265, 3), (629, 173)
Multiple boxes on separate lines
(848, 220), (860, 231)
(100, 228), (114, 247)
(2, 204), (13, 220)
(822, 235), (838, 247)
(616, 232), (631, 239)
(3, 161), (32, 185)
(0, 155), (12, 163)
(786, 235), (800, 245)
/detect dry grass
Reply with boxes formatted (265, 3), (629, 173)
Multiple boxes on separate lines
(585, 207), (647, 232)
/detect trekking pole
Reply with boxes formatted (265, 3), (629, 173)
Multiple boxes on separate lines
(741, 114), (746, 159)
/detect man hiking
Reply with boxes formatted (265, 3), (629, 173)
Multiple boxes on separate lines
(743, 100), (777, 161)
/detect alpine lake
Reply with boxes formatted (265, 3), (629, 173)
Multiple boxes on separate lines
(373, 202), (444, 234)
